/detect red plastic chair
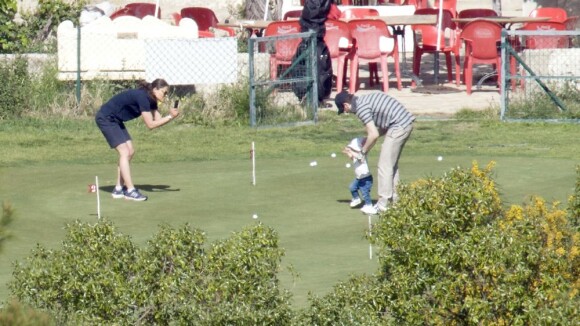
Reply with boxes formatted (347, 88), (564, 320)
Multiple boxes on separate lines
(529, 7), (568, 23)
(412, 8), (456, 85)
(324, 19), (352, 91)
(453, 9), (499, 84)
(457, 8), (498, 30)
(520, 22), (569, 49)
(340, 9), (382, 85)
(263, 21), (302, 80)
(283, 10), (302, 20)
(432, 0), (458, 18)
(340, 8), (379, 20)
(180, 7), (235, 37)
(110, 3), (160, 20)
(458, 20), (503, 95)
(347, 19), (401, 93)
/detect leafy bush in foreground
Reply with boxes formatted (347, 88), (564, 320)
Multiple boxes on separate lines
(10, 221), (293, 325)
(297, 162), (579, 325)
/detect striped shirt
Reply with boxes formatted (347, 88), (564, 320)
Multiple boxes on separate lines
(351, 93), (415, 133)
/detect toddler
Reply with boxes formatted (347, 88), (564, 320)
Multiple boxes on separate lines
(342, 137), (374, 214)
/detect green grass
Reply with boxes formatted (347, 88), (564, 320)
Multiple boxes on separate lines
(0, 112), (578, 308)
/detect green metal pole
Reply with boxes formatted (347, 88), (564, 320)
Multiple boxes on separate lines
(249, 37), (256, 127)
(76, 24), (81, 105)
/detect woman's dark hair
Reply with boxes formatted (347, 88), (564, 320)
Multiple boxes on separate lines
(138, 79), (169, 99)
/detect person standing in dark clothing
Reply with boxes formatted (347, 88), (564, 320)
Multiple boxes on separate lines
(95, 78), (179, 201)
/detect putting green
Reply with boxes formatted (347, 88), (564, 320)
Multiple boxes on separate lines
(0, 155), (575, 308)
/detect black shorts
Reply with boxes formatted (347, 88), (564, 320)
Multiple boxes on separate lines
(95, 114), (131, 148)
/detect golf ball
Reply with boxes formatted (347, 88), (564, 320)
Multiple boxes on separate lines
(437, 156), (443, 161)
(310, 161), (318, 167)
(346, 163), (351, 168)
(331, 153), (336, 158)
(252, 214), (258, 219)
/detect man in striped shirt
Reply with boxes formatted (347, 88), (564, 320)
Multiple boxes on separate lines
(335, 91), (415, 215)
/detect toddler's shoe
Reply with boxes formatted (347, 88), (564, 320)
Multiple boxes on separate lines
(349, 197), (362, 208)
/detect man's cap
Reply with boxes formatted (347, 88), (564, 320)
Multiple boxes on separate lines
(334, 90), (350, 115)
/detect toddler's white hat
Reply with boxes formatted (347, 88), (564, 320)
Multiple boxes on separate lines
(347, 137), (363, 152)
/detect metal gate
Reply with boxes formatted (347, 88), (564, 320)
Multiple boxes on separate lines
(500, 29), (580, 121)
(248, 31), (319, 128)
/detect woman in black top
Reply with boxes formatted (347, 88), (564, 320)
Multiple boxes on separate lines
(95, 79), (179, 201)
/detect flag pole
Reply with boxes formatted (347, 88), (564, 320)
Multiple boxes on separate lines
(368, 215), (372, 260)
(96, 176), (101, 219)
(251, 142), (256, 186)
(434, 0), (444, 84)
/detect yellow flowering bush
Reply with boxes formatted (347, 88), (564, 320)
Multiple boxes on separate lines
(366, 162), (579, 325)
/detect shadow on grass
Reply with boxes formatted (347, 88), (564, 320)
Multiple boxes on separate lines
(100, 185), (181, 193)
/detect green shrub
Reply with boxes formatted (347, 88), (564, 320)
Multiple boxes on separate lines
(453, 107), (500, 120)
(0, 1), (30, 53)
(295, 275), (390, 325)
(29, 70), (137, 118)
(0, 300), (55, 326)
(569, 165), (580, 221)
(179, 82), (251, 126)
(0, 201), (15, 254)
(26, 58), (79, 117)
(10, 220), (294, 325)
(0, 57), (30, 119)
(506, 82), (580, 120)
(201, 223), (293, 325)
(10, 220), (138, 324)
(1, 0), (86, 54)
(374, 162), (578, 324)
